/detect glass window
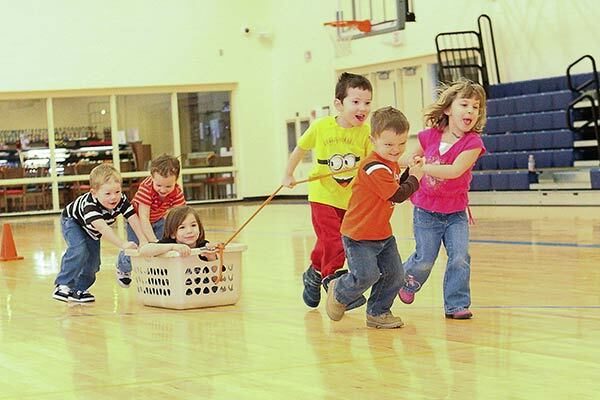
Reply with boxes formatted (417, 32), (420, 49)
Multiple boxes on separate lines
(116, 93), (174, 171)
(178, 92), (232, 168)
(0, 98), (49, 168)
(53, 96), (112, 176)
(182, 171), (236, 201)
(0, 98), (52, 212)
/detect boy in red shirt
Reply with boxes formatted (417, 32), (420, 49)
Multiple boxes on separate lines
(326, 107), (423, 328)
(116, 154), (186, 287)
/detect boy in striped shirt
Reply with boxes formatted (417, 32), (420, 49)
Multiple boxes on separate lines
(116, 154), (186, 287)
(53, 164), (147, 303)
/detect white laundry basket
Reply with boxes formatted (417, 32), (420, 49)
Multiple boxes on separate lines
(125, 243), (247, 309)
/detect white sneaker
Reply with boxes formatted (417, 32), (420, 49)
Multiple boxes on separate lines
(68, 290), (95, 303)
(52, 285), (72, 302)
(116, 270), (132, 288)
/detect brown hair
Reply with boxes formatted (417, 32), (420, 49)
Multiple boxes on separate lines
(163, 206), (206, 247)
(89, 163), (122, 190)
(150, 154), (181, 178)
(370, 106), (410, 137)
(424, 78), (487, 133)
(335, 72), (373, 101)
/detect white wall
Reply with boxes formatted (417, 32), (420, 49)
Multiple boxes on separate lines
(1, 0), (599, 198)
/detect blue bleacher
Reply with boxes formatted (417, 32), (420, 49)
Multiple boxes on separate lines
(470, 173), (491, 191)
(508, 171), (530, 190)
(470, 73), (586, 192)
(591, 169), (600, 189)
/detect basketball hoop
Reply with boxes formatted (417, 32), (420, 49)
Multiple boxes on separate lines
(323, 20), (371, 58)
(323, 20), (372, 33)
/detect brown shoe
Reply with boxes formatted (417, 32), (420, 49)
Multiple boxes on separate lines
(325, 279), (346, 321)
(366, 311), (404, 329)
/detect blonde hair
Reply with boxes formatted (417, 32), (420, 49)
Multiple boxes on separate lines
(89, 163), (122, 190)
(424, 78), (487, 133)
(163, 206), (206, 247)
(370, 106), (410, 137)
(150, 153), (181, 178)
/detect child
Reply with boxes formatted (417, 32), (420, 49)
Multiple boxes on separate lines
(282, 72), (373, 309)
(325, 106), (423, 328)
(398, 78), (487, 320)
(138, 206), (217, 260)
(116, 153), (186, 287)
(53, 163), (147, 303)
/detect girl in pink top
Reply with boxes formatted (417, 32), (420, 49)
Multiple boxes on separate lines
(398, 79), (487, 319)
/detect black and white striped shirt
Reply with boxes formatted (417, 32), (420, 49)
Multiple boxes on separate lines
(62, 192), (136, 240)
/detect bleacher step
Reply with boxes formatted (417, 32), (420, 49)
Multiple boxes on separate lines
(551, 170), (591, 183)
(574, 140), (598, 148)
(575, 160), (600, 167)
(530, 182), (591, 190)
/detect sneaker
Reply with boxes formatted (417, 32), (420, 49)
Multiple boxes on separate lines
(68, 290), (96, 303)
(323, 270), (366, 311)
(302, 265), (322, 308)
(52, 285), (72, 302)
(398, 274), (420, 304)
(325, 279), (345, 321)
(116, 270), (132, 288)
(366, 311), (405, 329)
(445, 309), (473, 319)
(322, 269), (348, 291)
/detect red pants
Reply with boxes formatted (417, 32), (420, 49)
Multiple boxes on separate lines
(309, 202), (346, 278)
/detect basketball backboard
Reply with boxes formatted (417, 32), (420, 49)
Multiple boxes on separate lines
(332, 0), (413, 39)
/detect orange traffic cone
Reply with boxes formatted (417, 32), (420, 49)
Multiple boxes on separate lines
(0, 224), (24, 261)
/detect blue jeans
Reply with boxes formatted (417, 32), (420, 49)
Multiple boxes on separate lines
(116, 218), (165, 273)
(54, 216), (101, 292)
(334, 235), (403, 317)
(402, 207), (471, 314)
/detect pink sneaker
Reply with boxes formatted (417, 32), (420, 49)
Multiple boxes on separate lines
(398, 287), (415, 304)
(445, 309), (473, 319)
(398, 275), (420, 304)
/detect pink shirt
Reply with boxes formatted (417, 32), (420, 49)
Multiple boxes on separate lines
(411, 127), (485, 213)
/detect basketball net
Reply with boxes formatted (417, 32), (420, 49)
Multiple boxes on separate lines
(324, 20), (371, 58)
(326, 25), (355, 58)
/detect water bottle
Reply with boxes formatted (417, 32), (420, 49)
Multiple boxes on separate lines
(527, 154), (536, 172)
(528, 154), (537, 183)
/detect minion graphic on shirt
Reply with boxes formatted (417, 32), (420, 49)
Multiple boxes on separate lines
(317, 153), (361, 187)
(298, 116), (372, 210)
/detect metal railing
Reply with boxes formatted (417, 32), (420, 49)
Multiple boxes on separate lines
(566, 55), (600, 165)
(435, 14), (500, 91)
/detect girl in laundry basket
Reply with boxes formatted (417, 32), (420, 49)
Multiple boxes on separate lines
(139, 205), (218, 260)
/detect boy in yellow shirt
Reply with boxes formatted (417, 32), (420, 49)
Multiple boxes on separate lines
(283, 72), (372, 309)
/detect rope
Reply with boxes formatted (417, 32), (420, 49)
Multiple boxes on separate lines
(212, 166), (358, 282)
(223, 166), (358, 247)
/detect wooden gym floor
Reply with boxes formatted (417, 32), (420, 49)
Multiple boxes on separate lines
(1, 201), (599, 399)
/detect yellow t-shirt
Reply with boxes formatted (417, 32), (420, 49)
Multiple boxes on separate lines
(297, 116), (371, 210)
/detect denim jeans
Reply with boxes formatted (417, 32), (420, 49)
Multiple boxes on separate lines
(54, 216), (101, 292)
(334, 235), (403, 317)
(116, 218), (165, 273)
(402, 207), (471, 314)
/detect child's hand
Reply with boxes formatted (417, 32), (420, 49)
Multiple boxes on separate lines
(172, 244), (192, 256)
(409, 162), (425, 180)
(122, 241), (138, 250)
(282, 175), (296, 188)
(409, 155), (425, 168)
(204, 242), (222, 251)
